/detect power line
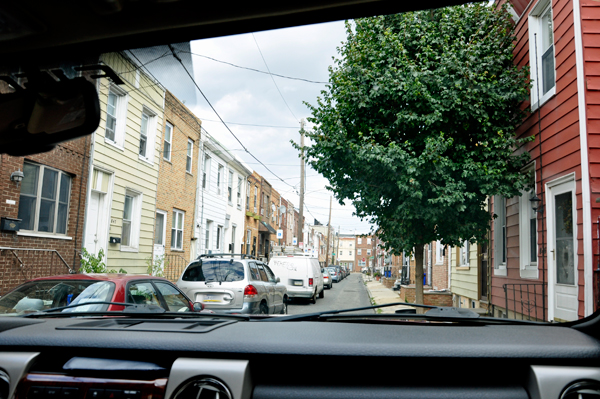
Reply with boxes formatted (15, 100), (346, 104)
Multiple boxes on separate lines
(168, 45), (295, 189)
(183, 50), (328, 84)
(251, 33), (298, 122)
(201, 119), (299, 129)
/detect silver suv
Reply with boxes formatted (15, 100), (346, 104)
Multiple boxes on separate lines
(176, 254), (288, 314)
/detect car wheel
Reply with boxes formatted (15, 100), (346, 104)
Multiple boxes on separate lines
(310, 290), (317, 304)
(319, 288), (324, 299)
(260, 302), (268, 314)
(281, 298), (288, 314)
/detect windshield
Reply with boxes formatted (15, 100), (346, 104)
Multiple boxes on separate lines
(62, 281), (115, 312)
(0, 1), (595, 324)
(0, 280), (113, 315)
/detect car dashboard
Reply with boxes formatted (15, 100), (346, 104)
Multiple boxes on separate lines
(0, 317), (599, 399)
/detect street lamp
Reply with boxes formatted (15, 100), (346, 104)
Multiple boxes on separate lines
(530, 194), (543, 213)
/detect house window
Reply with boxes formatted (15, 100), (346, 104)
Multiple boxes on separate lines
(139, 113), (149, 157)
(216, 226), (223, 251)
(202, 155), (210, 189)
(18, 162), (72, 235)
(217, 165), (223, 195)
(358, 249), (362, 255)
(367, 249), (371, 256)
(494, 196), (507, 275)
(105, 91), (118, 142)
(171, 209), (184, 250)
(246, 229), (251, 254)
(121, 190), (141, 250)
(436, 240), (444, 264)
(237, 177), (243, 207)
(205, 220), (212, 253)
(163, 122), (172, 161)
(253, 186), (258, 212)
(186, 139), (193, 173)
(357, 237), (362, 244)
(349, 251), (352, 256)
(138, 109), (156, 162)
(228, 171), (234, 203)
(529, 0), (555, 109)
(340, 251), (343, 256)
(459, 241), (470, 267)
(367, 238), (371, 245)
(104, 87), (127, 146)
(519, 164), (538, 278)
(231, 225), (236, 253)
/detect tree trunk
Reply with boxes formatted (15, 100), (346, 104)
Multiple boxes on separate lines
(414, 243), (425, 313)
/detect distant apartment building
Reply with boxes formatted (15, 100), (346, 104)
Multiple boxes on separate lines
(355, 235), (374, 273)
(338, 235), (355, 271)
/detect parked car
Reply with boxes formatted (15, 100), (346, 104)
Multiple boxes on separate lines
(327, 266), (340, 283)
(0, 274), (202, 315)
(269, 254), (324, 303)
(322, 268), (333, 289)
(177, 254), (288, 314)
(335, 266), (345, 280)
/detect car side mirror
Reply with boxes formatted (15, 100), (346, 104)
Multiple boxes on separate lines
(276, 277), (280, 283)
(193, 302), (204, 312)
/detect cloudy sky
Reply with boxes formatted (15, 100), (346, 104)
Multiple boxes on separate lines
(143, 21), (375, 235)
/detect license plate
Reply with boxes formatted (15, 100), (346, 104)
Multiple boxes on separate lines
(203, 295), (221, 303)
(293, 281), (303, 286)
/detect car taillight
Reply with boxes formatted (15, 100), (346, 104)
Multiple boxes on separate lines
(309, 278), (313, 286)
(244, 285), (258, 296)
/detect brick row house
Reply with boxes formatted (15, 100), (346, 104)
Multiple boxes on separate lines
(0, 138), (91, 293)
(155, 90), (202, 280)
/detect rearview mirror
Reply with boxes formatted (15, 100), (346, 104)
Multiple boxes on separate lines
(0, 65), (124, 156)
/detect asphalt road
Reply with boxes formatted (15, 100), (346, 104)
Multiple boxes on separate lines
(287, 272), (375, 315)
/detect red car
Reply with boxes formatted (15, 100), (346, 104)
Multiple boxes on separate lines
(0, 274), (203, 315)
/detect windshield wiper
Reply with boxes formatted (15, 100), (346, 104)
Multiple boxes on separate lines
(264, 302), (547, 324)
(41, 301), (166, 314)
(21, 301), (251, 320)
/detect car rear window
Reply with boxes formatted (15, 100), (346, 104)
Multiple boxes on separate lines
(182, 260), (245, 282)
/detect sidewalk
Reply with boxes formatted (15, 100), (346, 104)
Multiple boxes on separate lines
(363, 276), (414, 314)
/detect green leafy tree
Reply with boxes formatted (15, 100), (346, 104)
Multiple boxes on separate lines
(301, 4), (531, 306)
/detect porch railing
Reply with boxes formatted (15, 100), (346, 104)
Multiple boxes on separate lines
(163, 254), (189, 282)
(502, 282), (546, 321)
(0, 247), (75, 295)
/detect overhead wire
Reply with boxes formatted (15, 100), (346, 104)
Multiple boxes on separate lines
(182, 50), (328, 84)
(168, 45), (296, 189)
(251, 33), (298, 122)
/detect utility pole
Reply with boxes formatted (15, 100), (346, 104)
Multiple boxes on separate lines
(297, 119), (305, 249)
(324, 195), (332, 266)
(336, 226), (340, 266)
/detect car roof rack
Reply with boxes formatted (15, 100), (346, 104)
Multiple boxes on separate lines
(197, 253), (258, 260)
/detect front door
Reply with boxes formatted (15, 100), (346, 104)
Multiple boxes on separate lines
(154, 210), (167, 262)
(547, 177), (578, 321)
(84, 190), (108, 256)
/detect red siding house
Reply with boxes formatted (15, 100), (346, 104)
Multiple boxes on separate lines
(491, 0), (599, 321)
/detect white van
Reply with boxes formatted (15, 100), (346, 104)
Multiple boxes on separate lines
(268, 255), (324, 303)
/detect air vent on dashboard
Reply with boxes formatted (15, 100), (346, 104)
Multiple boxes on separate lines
(172, 377), (232, 399)
(560, 380), (600, 399)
